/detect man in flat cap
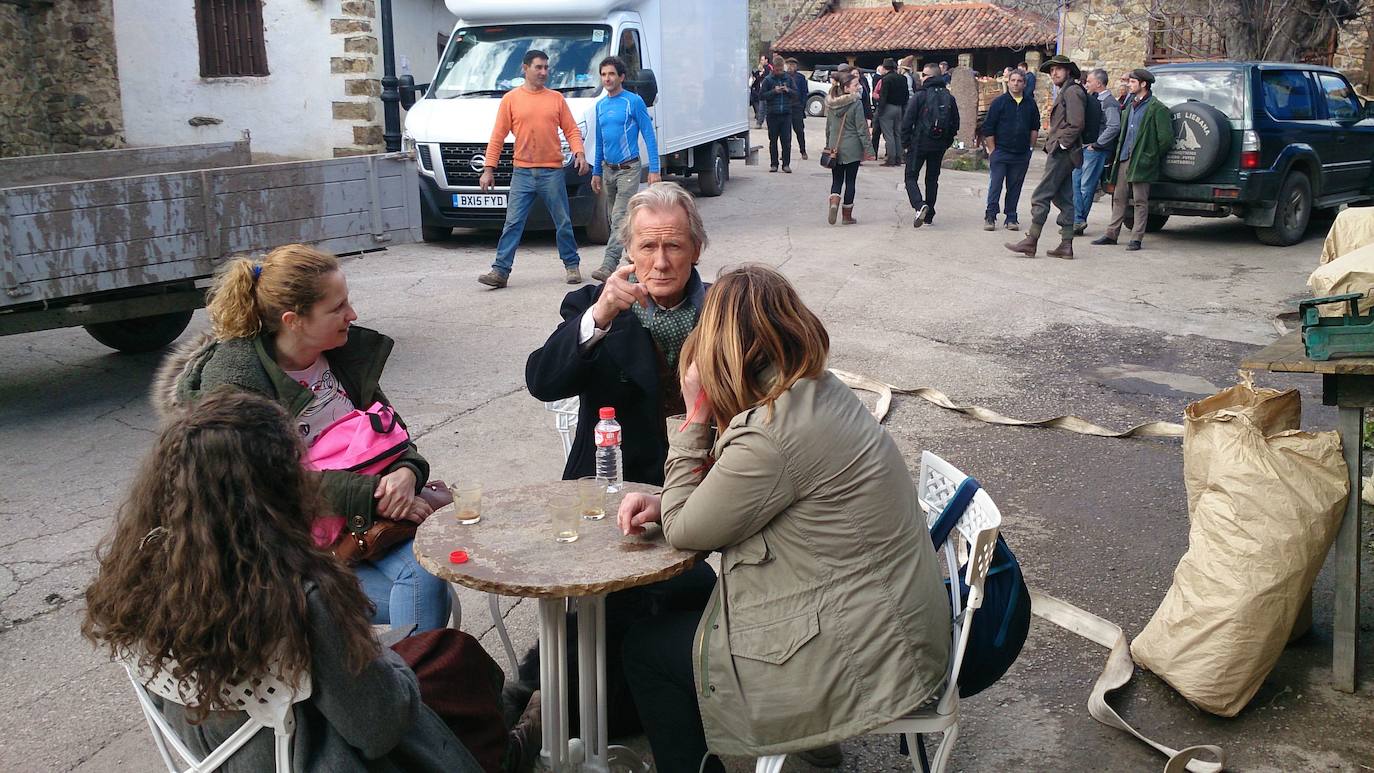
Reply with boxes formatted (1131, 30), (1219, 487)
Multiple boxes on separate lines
(1005, 54), (1089, 259)
(1093, 68), (1174, 251)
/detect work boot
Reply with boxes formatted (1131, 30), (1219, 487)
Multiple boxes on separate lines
(1126, 240), (1143, 251)
(1003, 232), (1039, 257)
(983, 217), (996, 231)
(591, 264), (615, 282)
(828, 193), (841, 225)
(841, 205), (857, 225)
(478, 270), (509, 288)
(1091, 234), (1117, 246)
(507, 690), (542, 773)
(565, 266), (582, 284)
(1046, 239), (1075, 260)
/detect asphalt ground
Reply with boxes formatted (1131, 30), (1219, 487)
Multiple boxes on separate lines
(1, 121), (1371, 771)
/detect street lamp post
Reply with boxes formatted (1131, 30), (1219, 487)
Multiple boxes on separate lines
(379, 0), (402, 152)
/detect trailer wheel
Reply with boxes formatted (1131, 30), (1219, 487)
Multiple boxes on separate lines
(84, 310), (194, 353)
(697, 142), (727, 197)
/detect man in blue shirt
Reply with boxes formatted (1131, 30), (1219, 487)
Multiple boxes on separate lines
(981, 69), (1040, 230)
(760, 55), (796, 172)
(590, 56), (662, 282)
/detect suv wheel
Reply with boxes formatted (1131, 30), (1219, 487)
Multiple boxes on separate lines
(1255, 171), (1311, 247)
(806, 94), (826, 118)
(1122, 212), (1171, 233)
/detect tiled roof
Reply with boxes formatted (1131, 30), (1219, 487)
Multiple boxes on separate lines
(774, 2), (1057, 55)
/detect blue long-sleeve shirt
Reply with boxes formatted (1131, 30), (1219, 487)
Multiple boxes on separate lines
(593, 89), (660, 176)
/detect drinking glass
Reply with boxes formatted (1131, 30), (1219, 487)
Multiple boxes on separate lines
(550, 493), (580, 543)
(577, 476), (607, 521)
(450, 483), (482, 525)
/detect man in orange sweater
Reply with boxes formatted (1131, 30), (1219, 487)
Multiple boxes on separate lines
(478, 49), (591, 288)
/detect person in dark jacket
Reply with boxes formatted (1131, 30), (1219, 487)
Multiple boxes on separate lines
(877, 57), (909, 165)
(1005, 55), (1087, 259)
(870, 63), (887, 157)
(758, 55), (796, 172)
(524, 182), (717, 739)
(1093, 68), (1174, 250)
(82, 390), (538, 773)
(153, 244), (452, 634)
(1018, 60), (1037, 99)
(785, 58), (809, 160)
(900, 64), (959, 228)
(981, 69), (1040, 230)
(1072, 68), (1121, 234)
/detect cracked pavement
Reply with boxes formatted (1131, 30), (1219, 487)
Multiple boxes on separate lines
(2, 123), (1371, 771)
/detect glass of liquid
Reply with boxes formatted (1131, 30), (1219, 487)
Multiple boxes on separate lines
(577, 476), (607, 521)
(550, 493), (580, 544)
(450, 483), (482, 525)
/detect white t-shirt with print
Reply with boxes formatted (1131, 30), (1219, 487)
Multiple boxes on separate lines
(283, 357), (355, 447)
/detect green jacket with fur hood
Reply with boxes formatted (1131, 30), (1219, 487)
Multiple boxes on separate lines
(153, 326), (429, 531)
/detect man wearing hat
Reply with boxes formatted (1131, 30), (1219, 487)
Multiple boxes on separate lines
(1005, 54), (1089, 259)
(1093, 68), (1174, 251)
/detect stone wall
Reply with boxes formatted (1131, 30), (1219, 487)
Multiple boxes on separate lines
(331, 0), (385, 157)
(750, 0), (829, 61)
(1061, 1), (1151, 95)
(0, 0), (124, 159)
(1334, 14), (1372, 93)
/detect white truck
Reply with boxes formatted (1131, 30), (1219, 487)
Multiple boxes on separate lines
(404, 0), (751, 243)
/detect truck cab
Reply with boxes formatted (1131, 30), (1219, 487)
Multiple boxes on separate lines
(405, 0), (750, 243)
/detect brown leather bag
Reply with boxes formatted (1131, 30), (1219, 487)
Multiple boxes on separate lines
(333, 480), (452, 565)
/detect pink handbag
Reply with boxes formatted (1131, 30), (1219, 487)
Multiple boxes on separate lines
(305, 402), (410, 475)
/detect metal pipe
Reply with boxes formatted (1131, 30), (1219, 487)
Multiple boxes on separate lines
(378, 0), (402, 152)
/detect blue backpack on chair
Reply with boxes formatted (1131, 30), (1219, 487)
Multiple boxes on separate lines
(927, 476), (1030, 698)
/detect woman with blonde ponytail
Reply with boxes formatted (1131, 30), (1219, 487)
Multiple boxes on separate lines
(152, 244), (453, 634)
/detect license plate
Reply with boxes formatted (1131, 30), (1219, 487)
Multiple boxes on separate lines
(453, 193), (506, 208)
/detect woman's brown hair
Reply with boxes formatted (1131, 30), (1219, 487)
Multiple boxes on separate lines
(681, 265), (829, 425)
(81, 389), (378, 719)
(205, 244), (340, 340)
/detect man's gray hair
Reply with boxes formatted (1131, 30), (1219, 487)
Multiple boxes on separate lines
(922, 62), (939, 77)
(1090, 68), (1109, 87)
(620, 181), (709, 252)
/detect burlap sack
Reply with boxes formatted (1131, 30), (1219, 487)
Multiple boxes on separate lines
(1130, 381), (1347, 717)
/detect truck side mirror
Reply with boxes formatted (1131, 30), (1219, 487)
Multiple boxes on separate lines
(400, 74), (417, 110)
(627, 69), (658, 108)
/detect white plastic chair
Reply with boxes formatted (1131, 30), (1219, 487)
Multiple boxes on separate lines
(545, 397), (580, 458)
(122, 654), (311, 773)
(756, 450), (1001, 773)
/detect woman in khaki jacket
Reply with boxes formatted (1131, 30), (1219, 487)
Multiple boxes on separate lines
(616, 266), (949, 772)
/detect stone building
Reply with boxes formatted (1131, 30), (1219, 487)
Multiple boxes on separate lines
(0, 0), (125, 159)
(1, 0), (456, 160)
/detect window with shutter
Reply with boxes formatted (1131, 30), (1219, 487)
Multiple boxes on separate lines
(195, 0), (269, 78)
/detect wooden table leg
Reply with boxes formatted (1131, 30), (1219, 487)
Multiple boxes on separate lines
(1335, 406), (1363, 693)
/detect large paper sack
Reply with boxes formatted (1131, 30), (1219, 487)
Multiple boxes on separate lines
(1130, 383), (1347, 716)
(1308, 241), (1374, 316)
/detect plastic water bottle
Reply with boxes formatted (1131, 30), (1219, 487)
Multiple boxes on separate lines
(594, 406), (623, 492)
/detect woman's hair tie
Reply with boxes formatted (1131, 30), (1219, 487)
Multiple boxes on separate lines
(251, 263), (263, 281)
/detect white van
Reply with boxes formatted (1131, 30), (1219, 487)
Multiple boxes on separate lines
(405, 0), (752, 242)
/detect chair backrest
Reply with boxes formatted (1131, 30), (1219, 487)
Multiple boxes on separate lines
(544, 397), (580, 460)
(916, 450), (1003, 714)
(122, 653), (311, 773)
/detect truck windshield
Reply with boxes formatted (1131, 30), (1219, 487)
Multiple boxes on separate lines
(1151, 69), (1247, 122)
(430, 24), (611, 99)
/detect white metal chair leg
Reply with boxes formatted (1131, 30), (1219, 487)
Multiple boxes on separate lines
(447, 584), (462, 630)
(905, 733), (924, 773)
(929, 724), (958, 773)
(755, 754), (787, 773)
(489, 593), (521, 676)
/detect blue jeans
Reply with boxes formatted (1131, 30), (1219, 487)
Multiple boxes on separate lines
(986, 150), (1031, 223)
(355, 537), (452, 633)
(1072, 148), (1108, 225)
(492, 166), (581, 276)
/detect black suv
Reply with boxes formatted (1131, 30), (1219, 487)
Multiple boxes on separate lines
(1143, 62), (1374, 245)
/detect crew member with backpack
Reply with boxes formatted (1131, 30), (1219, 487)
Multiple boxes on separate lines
(1072, 68), (1120, 235)
(1005, 55), (1088, 260)
(900, 63), (959, 228)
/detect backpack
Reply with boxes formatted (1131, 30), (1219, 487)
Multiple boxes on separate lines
(918, 88), (955, 143)
(927, 476), (1031, 698)
(1077, 84), (1102, 147)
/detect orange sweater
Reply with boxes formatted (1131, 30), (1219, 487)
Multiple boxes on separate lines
(485, 87), (585, 169)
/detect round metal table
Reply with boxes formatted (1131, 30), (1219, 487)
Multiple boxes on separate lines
(415, 480), (700, 772)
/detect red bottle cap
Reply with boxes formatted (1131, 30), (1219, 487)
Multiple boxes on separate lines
(599, 407), (616, 420)
(449, 550), (469, 564)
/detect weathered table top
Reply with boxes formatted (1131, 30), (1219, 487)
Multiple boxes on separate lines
(1241, 330), (1374, 375)
(413, 480), (701, 599)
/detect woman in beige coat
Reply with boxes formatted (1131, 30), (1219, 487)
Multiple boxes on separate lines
(617, 266), (949, 773)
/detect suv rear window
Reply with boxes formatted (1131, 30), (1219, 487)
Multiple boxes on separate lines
(1152, 69), (1246, 121)
(1260, 70), (1316, 120)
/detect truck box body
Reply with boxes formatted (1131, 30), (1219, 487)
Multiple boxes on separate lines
(408, 0), (748, 239)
